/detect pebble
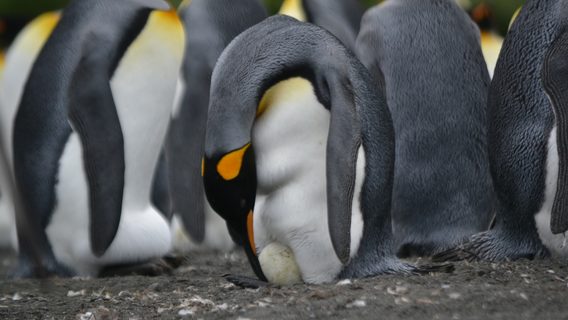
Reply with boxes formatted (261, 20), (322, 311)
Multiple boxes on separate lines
(448, 293), (462, 300)
(178, 309), (194, 316)
(346, 300), (366, 308)
(336, 279), (352, 286)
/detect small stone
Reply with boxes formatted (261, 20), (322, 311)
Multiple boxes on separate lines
(395, 286), (409, 294)
(178, 309), (194, 317)
(11, 293), (22, 301)
(67, 290), (86, 297)
(448, 293), (461, 300)
(394, 297), (410, 305)
(336, 279), (352, 286)
(215, 303), (229, 311)
(78, 311), (94, 320)
(346, 300), (366, 308)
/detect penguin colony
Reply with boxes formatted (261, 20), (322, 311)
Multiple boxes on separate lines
(0, 0), (565, 286)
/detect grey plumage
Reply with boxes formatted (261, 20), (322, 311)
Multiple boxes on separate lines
(357, 0), (493, 257)
(438, 0), (565, 262)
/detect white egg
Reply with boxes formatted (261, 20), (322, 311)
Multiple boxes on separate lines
(258, 242), (302, 285)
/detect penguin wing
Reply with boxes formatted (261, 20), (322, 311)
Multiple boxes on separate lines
(542, 27), (568, 234)
(325, 77), (363, 265)
(167, 77), (208, 243)
(68, 39), (126, 257)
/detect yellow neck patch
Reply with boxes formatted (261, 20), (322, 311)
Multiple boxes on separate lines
(217, 143), (251, 181)
(279, 0), (307, 22)
(257, 77), (313, 118)
(17, 11), (60, 54)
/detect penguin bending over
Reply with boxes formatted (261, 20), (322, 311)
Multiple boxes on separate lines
(167, 0), (267, 253)
(357, 0), (494, 257)
(438, 0), (568, 262)
(1, 0), (184, 277)
(203, 16), (449, 285)
(278, 0), (363, 51)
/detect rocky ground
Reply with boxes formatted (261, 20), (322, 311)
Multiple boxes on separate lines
(1, 249), (568, 319)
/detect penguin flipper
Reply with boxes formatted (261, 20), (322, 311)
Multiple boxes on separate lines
(166, 84), (207, 243)
(325, 78), (362, 265)
(542, 27), (568, 234)
(68, 43), (125, 258)
(151, 151), (173, 220)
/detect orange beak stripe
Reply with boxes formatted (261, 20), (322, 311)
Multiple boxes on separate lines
(217, 143), (251, 180)
(247, 210), (257, 256)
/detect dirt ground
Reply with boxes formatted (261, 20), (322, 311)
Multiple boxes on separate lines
(1, 249), (568, 320)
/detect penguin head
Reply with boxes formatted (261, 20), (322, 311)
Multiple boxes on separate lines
(202, 107), (265, 280)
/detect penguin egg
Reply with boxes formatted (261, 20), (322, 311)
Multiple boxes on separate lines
(258, 242), (302, 285)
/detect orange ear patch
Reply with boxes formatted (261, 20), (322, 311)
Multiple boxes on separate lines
(247, 210), (257, 256)
(216, 143), (251, 180)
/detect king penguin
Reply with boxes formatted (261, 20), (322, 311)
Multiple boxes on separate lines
(0, 0), (185, 277)
(356, 0), (494, 257)
(166, 0), (267, 253)
(203, 16), (448, 285)
(278, 0), (363, 51)
(441, 0), (568, 261)
(0, 12), (61, 252)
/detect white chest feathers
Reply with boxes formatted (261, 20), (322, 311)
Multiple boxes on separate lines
(535, 126), (568, 257)
(251, 78), (365, 284)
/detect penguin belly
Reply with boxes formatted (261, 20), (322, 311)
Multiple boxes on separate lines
(46, 11), (183, 276)
(0, 187), (16, 249)
(535, 127), (568, 258)
(251, 78), (364, 284)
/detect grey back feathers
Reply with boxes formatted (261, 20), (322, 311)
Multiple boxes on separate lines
(357, 0), (493, 257)
(488, 0), (559, 231)
(167, 0), (267, 243)
(435, 0), (565, 262)
(302, 0), (364, 51)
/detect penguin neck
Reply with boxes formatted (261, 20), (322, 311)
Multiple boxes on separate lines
(279, 0), (307, 22)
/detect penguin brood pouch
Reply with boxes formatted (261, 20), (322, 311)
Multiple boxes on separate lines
(438, 0), (568, 262)
(356, 0), (494, 257)
(4, 0), (184, 277)
(202, 16), (451, 286)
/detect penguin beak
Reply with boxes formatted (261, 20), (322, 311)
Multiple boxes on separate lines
(203, 143), (267, 281)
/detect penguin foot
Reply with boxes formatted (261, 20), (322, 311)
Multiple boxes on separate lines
(432, 230), (550, 262)
(223, 274), (270, 289)
(340, 258), (453, 279)
(98, 257), (182, 277)
(10, 257), (75, 279)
